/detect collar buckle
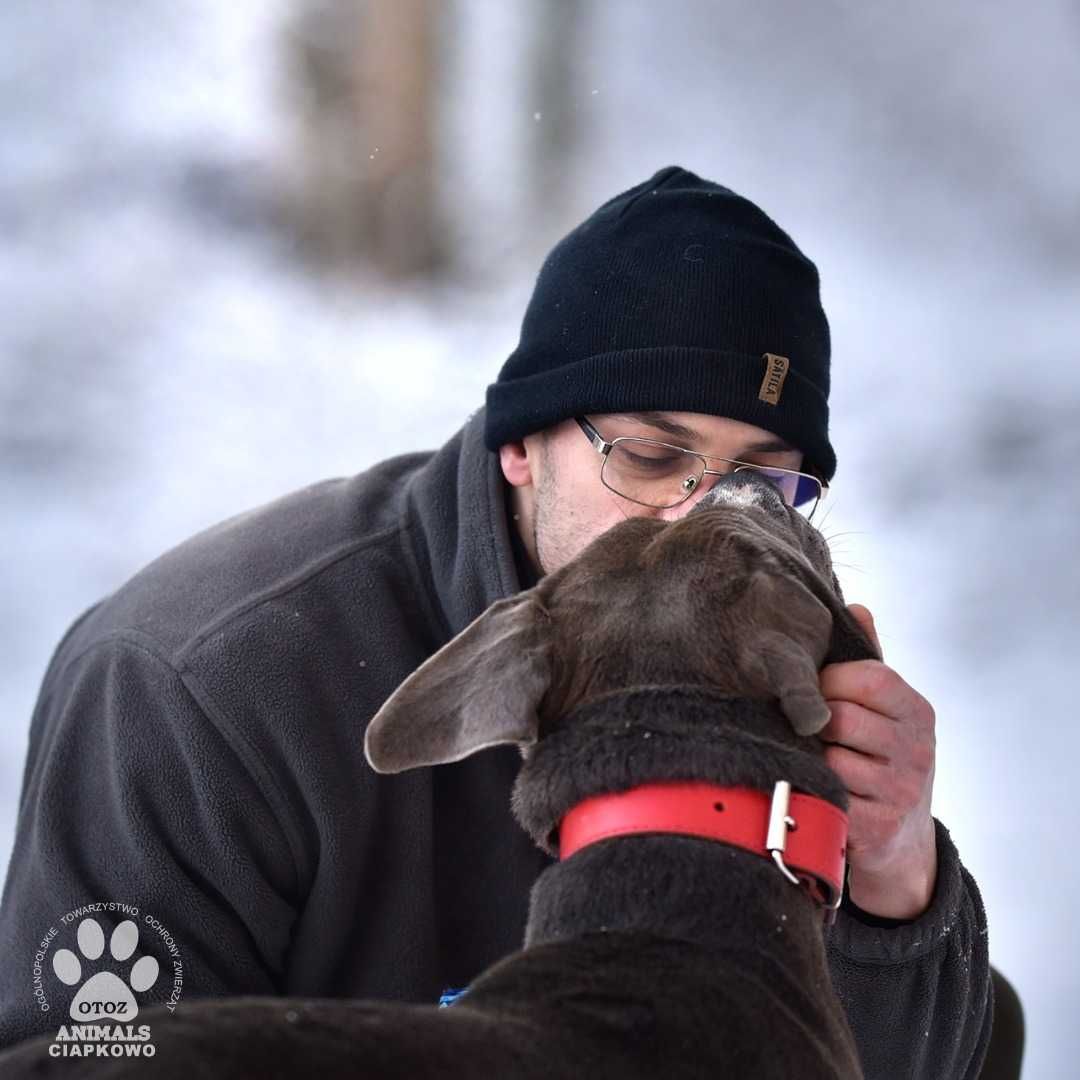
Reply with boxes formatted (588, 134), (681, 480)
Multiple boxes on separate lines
(768, 780), (846, 924)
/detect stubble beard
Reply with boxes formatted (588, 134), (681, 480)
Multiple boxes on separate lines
(532, 445), (604, 579)
(531, 442), (574, 579)
(532, 460), (556, 578)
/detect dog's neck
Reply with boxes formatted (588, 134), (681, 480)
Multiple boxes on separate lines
(511, 687), (848, 856)
(512, 687), (846, 980)
(523, 823), (828, 962)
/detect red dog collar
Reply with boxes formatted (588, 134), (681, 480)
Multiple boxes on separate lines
(559, 780), (848, 919)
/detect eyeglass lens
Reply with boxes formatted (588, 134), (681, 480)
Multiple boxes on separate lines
(602, 440), (819, 515)
(735, 466), (819, 511)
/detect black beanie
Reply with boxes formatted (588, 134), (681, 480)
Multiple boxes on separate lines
(484, 165), (836, 481)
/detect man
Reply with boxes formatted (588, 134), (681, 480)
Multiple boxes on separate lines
(0, 166), (995, 1076)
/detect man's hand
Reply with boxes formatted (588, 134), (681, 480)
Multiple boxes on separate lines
(819, 605), (938, 920)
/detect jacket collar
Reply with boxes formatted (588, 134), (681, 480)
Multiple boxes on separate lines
(404, 407), (527, 638)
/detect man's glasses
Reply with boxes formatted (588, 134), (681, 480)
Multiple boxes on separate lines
(576, 416), (826, 519)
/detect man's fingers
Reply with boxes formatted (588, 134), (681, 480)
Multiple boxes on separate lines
(819, 660), (914, 723)
(820, 700), (896, 761)
(820, 742), (883, 799)
(840, 793), (910, 856)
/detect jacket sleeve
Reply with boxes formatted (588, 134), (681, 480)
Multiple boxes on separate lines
(825, 816), (992, 1079)
(0, 631), (302, 1049)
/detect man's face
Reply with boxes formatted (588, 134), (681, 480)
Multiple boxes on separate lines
(499, 410), (807, 578)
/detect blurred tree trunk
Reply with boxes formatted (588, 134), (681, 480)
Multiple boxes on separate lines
(285, 0), (445, 280)
(528, 0), (583, 228)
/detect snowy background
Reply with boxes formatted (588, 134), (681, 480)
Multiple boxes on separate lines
(3, 1), (1078, 1074)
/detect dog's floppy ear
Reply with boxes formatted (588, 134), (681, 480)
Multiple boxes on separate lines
(824, 575), (883, 665)
(364, 591), (553, 774)
(735, 569), (835, 736)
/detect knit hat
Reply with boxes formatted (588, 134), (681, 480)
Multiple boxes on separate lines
(484, 165), (836, 481)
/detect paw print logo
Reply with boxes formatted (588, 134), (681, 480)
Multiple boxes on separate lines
(52, 918), (159, 1022)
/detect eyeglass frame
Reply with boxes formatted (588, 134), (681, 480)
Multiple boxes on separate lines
(574, 415), (828, 518)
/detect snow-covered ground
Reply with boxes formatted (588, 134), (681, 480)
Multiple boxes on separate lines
(3, 1), (1077, 1073)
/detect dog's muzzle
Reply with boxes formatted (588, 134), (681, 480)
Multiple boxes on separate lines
(690, 471), (791, 520)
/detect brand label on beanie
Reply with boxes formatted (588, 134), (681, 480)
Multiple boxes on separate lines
(758, 353), (790, 406)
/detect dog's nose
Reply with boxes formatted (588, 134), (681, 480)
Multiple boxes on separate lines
(688, 470), (790, 521)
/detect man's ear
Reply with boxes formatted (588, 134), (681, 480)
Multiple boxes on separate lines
(734, 570), (835, 736)
(499, 438), (535, 488)
(364, 591), (553, 774)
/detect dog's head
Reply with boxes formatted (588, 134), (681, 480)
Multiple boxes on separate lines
(365, 471), (878, 775)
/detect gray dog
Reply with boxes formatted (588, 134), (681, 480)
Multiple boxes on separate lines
(0, 472), (878, 1079)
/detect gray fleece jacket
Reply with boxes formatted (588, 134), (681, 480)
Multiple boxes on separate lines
(0, 408), (990, 1076)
